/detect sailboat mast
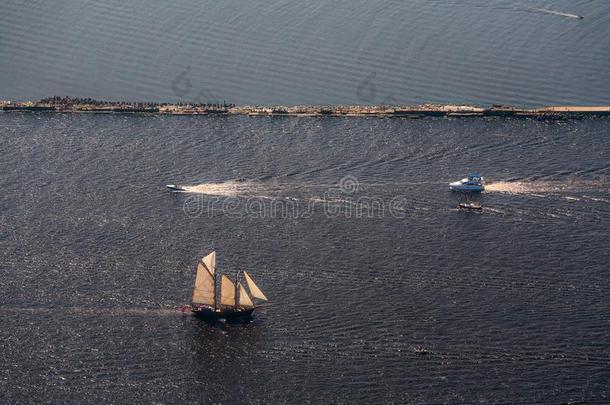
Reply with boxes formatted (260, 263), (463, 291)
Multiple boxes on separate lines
(213, 269), (218, 311)
(235, 270), (241, 308)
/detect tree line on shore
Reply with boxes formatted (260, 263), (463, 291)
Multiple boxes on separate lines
(37, 96), (235, 109)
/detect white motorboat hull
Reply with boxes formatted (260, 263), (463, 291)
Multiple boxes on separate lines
(449, 182), (484, 192)
(166, 184), (187, 192)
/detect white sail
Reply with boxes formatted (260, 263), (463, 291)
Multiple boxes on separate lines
(201, 251), (216, 275)
(244, 271), (268, 301)
(192, 262), (215, 306)
(220, 275), (236, 307)
(238, 283), (254, 307)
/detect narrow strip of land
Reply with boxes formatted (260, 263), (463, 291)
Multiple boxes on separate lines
(2, 97), (609, 118)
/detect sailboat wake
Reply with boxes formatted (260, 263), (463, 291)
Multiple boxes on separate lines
(0, 306), (183, 317)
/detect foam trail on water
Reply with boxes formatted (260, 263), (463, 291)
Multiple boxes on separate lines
(176, 180), (383, 211)
(486, 180), (606, 194)
(486, 181), (563, 194)
(183, 180), (265, 197)
(529, 8), (583, 19)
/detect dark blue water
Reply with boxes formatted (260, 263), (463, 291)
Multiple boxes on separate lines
(1, 113), (609, 402)
(1, 0), (610, 106)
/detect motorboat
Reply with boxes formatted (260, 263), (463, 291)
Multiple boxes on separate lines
(449, 173), (485, 192)
(166, 184), (187, 192)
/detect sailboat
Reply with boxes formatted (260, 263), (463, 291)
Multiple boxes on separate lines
(183, 251), (269, 320)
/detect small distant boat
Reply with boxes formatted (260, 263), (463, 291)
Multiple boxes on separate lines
(182, 251), (268, 320)
(458, 202), (482, 211)
(449, 173), (485, 192)
(166, 184), (187, 192)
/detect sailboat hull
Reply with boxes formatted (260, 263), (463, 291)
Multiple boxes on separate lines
(191, 306), (255, 320)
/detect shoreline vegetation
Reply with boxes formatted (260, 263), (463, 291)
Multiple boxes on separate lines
(2, 96), (610, 118)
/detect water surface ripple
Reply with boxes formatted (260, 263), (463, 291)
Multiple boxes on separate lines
(0, 113), (609, 402)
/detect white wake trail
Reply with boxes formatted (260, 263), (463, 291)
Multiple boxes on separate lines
(529, 8), (582, 19)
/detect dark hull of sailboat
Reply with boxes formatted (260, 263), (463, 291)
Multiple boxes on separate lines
(191, 307), (255, 320)
(458, 203), (483, 211)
